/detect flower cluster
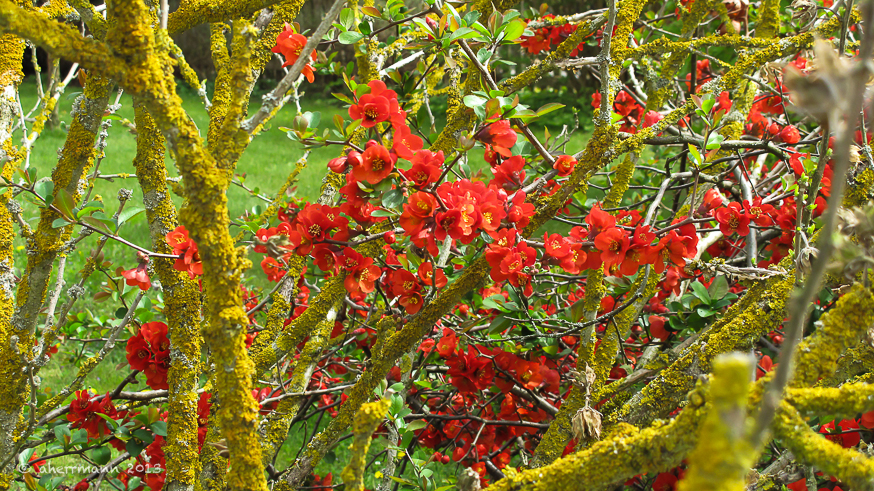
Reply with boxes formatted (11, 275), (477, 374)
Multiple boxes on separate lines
(520, 15), (590, 57)
(67, 391), (126, 439)
(125, 321), (172, 390)
(591, 91), (662, 133)
(121, 252), (151, 291)
(272, 23), (316, 83)
(166, 226), (202, 279)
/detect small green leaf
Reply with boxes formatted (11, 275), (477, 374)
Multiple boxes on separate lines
(54, 189), (75, 219)
(52, 218), (71, 229)
(689, 281), (711, 303)
(34, 180), (54, 201)
(500, 19), (527, 41)
(450, 27), (478, 41)
(81, 216), (114, 236)
(707, 275), (729, 301)
(338, 31), (365, 44)
(536, 102), (565, 116)
(91, 445), (112, 465)
(117, 207), (145, 228)
(463, 94), (488, 108)
(381, 188), (404, 209)
(150, 421), (168, 437)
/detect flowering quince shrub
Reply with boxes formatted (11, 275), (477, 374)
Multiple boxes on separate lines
(6, 1), (874, 491)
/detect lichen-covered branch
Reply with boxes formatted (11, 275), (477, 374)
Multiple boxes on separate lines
(678, 353), (756, 491)
(340, 399), (390, 491)
(133, 101), (204, 491)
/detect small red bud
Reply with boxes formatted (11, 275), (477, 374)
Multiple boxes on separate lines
(383, 231), (396, 244)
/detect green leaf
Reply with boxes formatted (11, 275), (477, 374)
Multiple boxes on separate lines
(501, 19), (527, 41)
(369, 209), (394, 217)
(51, 218), (71, 229)
(707, 275), (729, 301)
(705, 133), (725, 150)
(488, 315), (512, 334)
(450, 27), (478, 41)
(687, 144), (703, 167)
(689, 281), (711, 304)
(81, 216), (114, 236)
(463, 94), (488, 108)
(332, 92), (354, 105)
(34, 180), (54, 202)
(536, 103), (565, 116)
(482, 294), (506, 310)
(91, 445), (112, 465)
(126, 437), (146, 458)
(54, 189), (75, 219)
(338, 31), (365, 44)
(117, 207), (145, 228)
(477, 48), (492, 64)
(696, 306), (716, 318)
(405, 419), (428, 432)
(381, 188), (404, 209)
(150, 421), (168, 437)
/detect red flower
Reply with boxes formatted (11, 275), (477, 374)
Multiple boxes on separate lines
(446, 346), (495, 393)
(389, 269), (421, 298)
(392, 125), (423, 160)
(341, 248), (382, 294)
(399, 292), (424, 314)
(714, 91), (732, 113)
(121, 255), (151, 291)
(418, 262), (447, 288)
(474, 120), (517, 158)
(552, 155), (577, 177)
(642, 110), (663, 128)
(585, 204), (616, 239)
(544, 232), (572, 258)
(166, 225), (202, 278)
(312, 244), (339, 273)
(436, 327), (457, 357)
(645, 231), (688, 273)
(405, 149), (444, 187)
(559, 245), (589, 274)
(780, 124), (801, 144)
(713, 202), (751, 236)
(261, 257), (286, 282)
(126, 335), (153, 372)
(507, 191), (535, 229)
(272, 24), (316, 83)
(349, 80), (398, 128)
(821, 419), (861, 448)
(594, 227), (630, 269)
(491, 155), (527, 191)
(648, 315), (670, 341)
(400, 191), (437, 236)
(700, 188), (724, 215)
(743, 197), (776, 226)
(353, 142), (395, 184)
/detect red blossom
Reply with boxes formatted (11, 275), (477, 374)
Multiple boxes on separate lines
(353, 141), (395, 184)
(552, 155), (577, 177)
(272, 24), (316, 83)
(714, 202), (751, 236)
(475, 120), (517, 158)
(348, 80), (398, 128)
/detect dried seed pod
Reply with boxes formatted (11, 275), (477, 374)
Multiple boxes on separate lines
(572, 406), (603, 442)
